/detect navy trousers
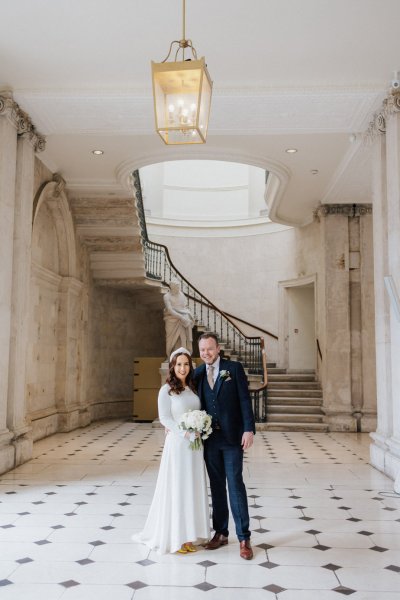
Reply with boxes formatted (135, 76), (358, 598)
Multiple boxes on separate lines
(204, 430), (251, 541)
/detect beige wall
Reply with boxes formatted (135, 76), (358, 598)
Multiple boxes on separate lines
(152, 228), (298, 338)
(86, 286), (164, 420)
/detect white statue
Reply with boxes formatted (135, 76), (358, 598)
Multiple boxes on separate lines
(164, 279), (195, 359)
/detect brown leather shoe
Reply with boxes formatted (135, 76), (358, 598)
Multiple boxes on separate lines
(204, 533), (228, 550)
(239, 539), (253, 560)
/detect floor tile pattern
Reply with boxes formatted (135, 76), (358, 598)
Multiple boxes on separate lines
(0, 421), (399, 599)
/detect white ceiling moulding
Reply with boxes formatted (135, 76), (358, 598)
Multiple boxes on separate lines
(66, 180), (131, 197)
(115, 150), (291, 200)
(13, 86), (384, 136)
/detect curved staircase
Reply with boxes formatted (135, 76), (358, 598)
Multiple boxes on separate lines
(132, 169), (327, 432)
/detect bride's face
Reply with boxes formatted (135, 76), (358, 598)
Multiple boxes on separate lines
(174, 355), (190, 384)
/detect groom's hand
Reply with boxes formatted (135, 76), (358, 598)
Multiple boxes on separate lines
(241, 431), (254, 450)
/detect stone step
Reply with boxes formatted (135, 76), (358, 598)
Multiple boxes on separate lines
(268, 381), (320, 389)
(268, 389), (322, 398)
(267, 413), (325, 423)
(268, 374), (317, 382)
(247, 373), (263, 381)
(256, 422), (329, 433)
(267, 405), (323, 415)
(267, 397), (322, 406)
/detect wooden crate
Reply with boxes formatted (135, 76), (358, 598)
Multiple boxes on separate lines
(132, 357), (164, 421)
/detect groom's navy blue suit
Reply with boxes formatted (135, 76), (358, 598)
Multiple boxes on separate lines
(194, 357), (255, 541)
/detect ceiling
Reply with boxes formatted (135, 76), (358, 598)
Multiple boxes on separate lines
(1, 0), (399, 226)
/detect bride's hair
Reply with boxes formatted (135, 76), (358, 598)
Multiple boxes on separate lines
(167, 352), (197, 395)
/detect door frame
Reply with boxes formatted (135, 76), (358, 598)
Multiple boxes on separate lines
(278, 273), (317, 371)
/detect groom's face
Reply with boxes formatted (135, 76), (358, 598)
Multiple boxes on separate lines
(199, 337), (220, 365)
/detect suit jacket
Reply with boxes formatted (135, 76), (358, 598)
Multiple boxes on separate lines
(194, 358), (255, 445)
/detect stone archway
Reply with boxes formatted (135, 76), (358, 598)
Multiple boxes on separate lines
(28, 177), (88, 440)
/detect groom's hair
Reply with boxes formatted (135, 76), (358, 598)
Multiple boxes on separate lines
(198, 333), (219, 345)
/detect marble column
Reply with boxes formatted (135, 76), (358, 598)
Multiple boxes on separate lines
(317, 204), (374, 431)
(359, 211), (377, 431)
(0, 95), (18, 473)
(385, 99), (400, 456)
(370, 129), (393, 468)
(0, 93), (46, 474)
(369, 91), (400, 484)
(319, 208), (354, 431)
(7, 135), (36, 464)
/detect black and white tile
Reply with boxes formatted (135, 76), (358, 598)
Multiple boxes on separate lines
(0, 421), (399, 599)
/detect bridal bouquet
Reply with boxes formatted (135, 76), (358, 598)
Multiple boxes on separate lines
(179, 409), (213, 450)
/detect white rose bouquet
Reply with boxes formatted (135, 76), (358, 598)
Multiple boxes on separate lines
(179, 409), (213, 450)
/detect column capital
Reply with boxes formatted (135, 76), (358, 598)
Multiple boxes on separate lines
(0, 94), (46, 152)
(383, 88), (400, 116)
(313, 203), (372, 222)
(362, 111), (386, 144)
(361, 89), (400, 145)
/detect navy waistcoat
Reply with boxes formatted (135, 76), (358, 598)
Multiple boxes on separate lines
(203, 377), (219, 425)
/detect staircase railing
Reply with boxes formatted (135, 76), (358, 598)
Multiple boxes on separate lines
(132, 169), (268, 421)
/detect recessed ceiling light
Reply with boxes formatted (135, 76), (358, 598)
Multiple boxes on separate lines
(285, 148), (298, 154)
(311, 169), (319, 175)
(92, 149), (104, 155)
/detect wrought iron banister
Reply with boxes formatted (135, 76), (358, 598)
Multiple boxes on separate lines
(132, 169), (268, 421)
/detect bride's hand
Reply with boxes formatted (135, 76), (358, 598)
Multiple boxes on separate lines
(184, 431), (200, 440)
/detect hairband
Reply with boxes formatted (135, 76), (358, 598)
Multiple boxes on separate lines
(169, 347), (191, 362)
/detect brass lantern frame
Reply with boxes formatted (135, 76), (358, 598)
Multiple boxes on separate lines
(151, 0), (213, 145)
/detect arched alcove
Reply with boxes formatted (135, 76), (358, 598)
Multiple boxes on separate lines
(32, 179), (77, 278)
(28, 179), (83, 439)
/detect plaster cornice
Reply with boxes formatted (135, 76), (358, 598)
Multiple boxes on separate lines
(313, 203), (372, 221)
(0, 92), (46, 152)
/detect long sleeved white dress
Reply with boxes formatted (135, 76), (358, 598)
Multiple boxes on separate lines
(132, 384), (210, 554)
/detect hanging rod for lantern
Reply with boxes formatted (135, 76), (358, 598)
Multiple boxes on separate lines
(161, 0), (198, 63)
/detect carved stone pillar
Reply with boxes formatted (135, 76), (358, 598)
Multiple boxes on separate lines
(0, 93), (46, 473)
(370, 128), (392, 467)
(316, 203), (374, 431)
(370, 91), (400, 482)
(7, 136), (35, 465)
(0, 94), (19, 472)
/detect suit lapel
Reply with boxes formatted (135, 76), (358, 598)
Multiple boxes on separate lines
(198, 364), (207, 399)
(214, 375), (223, 398)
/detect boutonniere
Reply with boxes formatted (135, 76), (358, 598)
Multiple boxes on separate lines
(219, 370), (232, 382)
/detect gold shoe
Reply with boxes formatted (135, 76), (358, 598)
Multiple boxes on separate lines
(177, 544), (188, 554)
(184, 543), (197, 553)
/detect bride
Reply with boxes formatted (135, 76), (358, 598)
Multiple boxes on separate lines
(132, 347), (210, 554)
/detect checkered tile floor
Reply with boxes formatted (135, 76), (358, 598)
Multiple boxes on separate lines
(1, 421), (400, 599)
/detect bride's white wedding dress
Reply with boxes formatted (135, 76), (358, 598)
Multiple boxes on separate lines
(133, 384), (210, 554)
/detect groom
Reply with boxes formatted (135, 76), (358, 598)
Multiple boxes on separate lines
(194, 333), (255, 560)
